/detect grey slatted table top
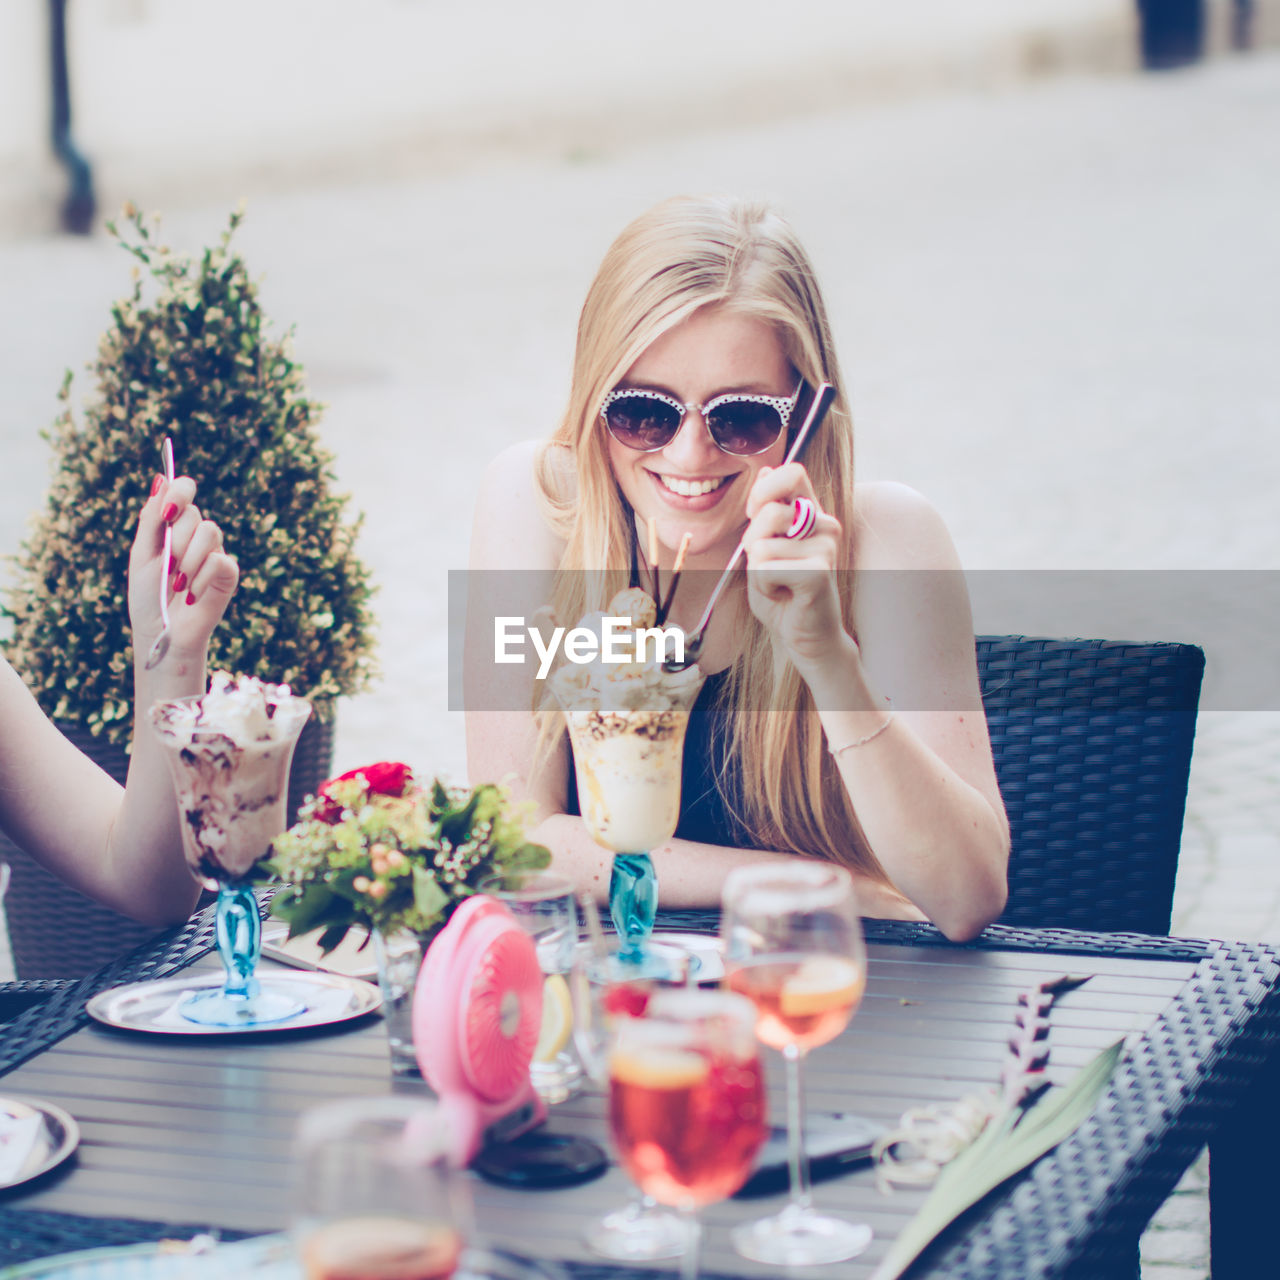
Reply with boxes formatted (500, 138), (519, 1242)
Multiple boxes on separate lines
(7, 925), (1273, 1280)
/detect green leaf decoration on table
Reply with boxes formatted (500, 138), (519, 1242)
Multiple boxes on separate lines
(270, 881), (342, 937)
(870, 1037), (1124, 1280)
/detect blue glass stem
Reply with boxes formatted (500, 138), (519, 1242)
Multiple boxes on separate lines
(215, 882), (262, 1001)
(610, 853), (658, 962)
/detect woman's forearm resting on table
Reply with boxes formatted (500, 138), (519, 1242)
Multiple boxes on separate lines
(531, 811), (932, 920)
(820, 707), (1009, 941)
(803, 644), (1009, 943)
(840, 722), (1008, 941)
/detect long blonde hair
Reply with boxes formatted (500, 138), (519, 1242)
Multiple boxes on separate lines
(535, 195), (892, 887)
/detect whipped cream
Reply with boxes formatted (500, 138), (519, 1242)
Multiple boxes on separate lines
(550, 590), (701, 713)
(155, 671), (299, 748)
(150, 673), (311, 883)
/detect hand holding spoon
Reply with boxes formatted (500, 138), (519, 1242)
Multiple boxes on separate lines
(143, 436), (176, 671)
(663, 382), (836, 672)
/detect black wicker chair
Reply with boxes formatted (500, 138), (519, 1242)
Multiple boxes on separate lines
(977, 635), (1205, 937)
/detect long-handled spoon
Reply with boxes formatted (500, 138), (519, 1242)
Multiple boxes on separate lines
(663, 382), (836, 672)
(143, 436), (176, 671)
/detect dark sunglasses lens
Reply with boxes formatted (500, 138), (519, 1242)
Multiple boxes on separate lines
(604, 395), (681, 450)
(707, 401), (784, 455)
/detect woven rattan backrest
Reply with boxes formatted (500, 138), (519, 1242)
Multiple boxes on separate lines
(977, 635), (1204, 935)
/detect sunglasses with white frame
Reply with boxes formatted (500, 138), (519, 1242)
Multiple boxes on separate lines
(599, 380), (806, 456)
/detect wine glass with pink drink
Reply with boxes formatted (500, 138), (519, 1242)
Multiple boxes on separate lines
(721, 861), (872, 1265)
(607, 987), (767, 1280)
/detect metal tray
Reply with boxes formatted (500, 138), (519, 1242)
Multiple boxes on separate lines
(0, 1095), (79, 1191)
(84, 971), (381, 1036)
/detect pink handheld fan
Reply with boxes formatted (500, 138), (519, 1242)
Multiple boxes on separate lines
(413, 894), (547, 1164)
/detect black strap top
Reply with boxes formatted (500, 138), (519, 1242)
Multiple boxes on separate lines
(565, 668), (752, 849)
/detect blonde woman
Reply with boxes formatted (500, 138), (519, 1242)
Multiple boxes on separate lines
(469, 195), (1008, 941)
(0, 472), (238, 925)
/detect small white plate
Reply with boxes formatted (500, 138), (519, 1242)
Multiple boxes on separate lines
(0, 1095), (79, 1190)
(648, 931), (725, 983)
(85, 971), (381, 1036)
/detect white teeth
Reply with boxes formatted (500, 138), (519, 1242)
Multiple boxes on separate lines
(658, 474), (729, 498)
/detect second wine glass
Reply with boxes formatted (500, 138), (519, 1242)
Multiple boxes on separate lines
(570, 935), (691, 1261)
(607, 987), (767, 1280)
(721, 861), (872, 1265)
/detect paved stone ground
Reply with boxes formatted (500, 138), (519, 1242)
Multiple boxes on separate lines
(3, 29), (1279, 1279)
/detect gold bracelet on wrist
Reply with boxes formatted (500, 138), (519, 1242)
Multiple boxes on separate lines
(827, 709), (895, 757)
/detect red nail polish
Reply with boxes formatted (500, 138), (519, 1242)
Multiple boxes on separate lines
(161, 502), (178, 524)
(186, 591), (196, 606)
(150, 475), (163, 497)
(173, 571), (187, 592)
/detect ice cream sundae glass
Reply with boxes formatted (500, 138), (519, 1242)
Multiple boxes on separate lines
(552, 588), (702, 973)
(150, 672), (311, 1026)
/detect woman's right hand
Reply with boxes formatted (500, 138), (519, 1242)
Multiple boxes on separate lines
(741, 462), (851, 679)
(128, 473), (239, 667)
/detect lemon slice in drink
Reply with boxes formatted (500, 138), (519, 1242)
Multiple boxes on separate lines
(779, 956), (864, 1019)
(610, 1046), (709, 1090)
(534, 974), (573, 1063)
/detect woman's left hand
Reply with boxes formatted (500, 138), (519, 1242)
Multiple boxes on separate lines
(741, 463), (851, 674)
(128, 474), (240, 669)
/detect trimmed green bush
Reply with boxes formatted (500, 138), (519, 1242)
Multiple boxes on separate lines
(3, 206), (376, 740)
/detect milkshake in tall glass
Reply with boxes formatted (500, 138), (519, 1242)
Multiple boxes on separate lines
(551, 591), (702, 965)
(150, 672), (311, 1025)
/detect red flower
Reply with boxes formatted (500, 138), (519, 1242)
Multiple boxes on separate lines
(313, 761), (413, 824)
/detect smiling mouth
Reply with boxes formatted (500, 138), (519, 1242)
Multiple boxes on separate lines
(655, 474), (734, 498)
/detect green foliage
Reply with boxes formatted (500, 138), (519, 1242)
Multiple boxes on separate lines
(870, 1038), (1123, 1280)
(262, 773), (551, 948)
(1, 205), (376, 740)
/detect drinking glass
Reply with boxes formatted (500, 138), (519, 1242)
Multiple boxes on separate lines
(295, 1095), (469, 1280)
(478, 869), (583, 1103)
(149, 693), (311, 1027)
(570, 937), (691, 1261)
(721, 862), (871, 1265)
(554, 667), (703, 974)
(607, 987), (767, 1280)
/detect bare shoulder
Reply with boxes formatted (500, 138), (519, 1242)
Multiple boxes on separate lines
(471, 440), (568, 572)
(850, 481), (962, 572)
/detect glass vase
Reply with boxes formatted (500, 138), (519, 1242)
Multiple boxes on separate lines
(372, 927), (433, 1076)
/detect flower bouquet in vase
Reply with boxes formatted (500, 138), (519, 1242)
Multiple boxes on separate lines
(261, 762), (550, 1073)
